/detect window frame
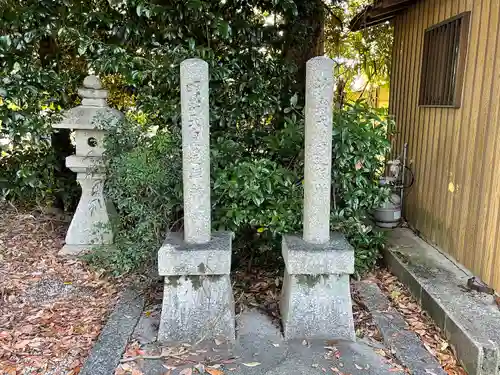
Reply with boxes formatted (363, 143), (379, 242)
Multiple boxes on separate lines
(418, 11), (471, 108)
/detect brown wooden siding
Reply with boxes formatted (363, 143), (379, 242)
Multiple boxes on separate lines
(390, 0), (500, 290)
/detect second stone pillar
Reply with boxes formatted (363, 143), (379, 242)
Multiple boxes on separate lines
(281, 57), (355, 341)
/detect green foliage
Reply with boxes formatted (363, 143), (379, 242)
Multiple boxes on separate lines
(331, 102), (392, 274)
(89, 101), (391, 276)
(1, 0), (391, 276)
(0, 142), (77, 206)
(324, 0), (393, 97)
(84, 121), (182, 274)
(334, 217), (387, 275)
(332, 102), (392, 219)
(213, 158), (303, 235)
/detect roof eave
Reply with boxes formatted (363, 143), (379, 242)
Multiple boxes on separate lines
(349, 0), (419, 31)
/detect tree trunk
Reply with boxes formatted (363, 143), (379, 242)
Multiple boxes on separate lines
(283, 0), (326, 92)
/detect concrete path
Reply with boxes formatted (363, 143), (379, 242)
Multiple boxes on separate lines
(136, 309), (404, 375)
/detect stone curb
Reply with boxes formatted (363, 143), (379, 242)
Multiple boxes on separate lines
(384, 228), (500, 375)
(356, 280), (446, 375)
(80, 288), (145, 375)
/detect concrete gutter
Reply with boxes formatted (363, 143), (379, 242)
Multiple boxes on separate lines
(384, 228), (500, 375)
(80, 288), (145, 375)
(356, 280), (446, 375)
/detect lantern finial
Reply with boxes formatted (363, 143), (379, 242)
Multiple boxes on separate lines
(83, 75), (102, 90)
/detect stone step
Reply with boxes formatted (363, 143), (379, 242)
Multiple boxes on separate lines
(385, 228), (500, 375)
(356, 280), (446, 375)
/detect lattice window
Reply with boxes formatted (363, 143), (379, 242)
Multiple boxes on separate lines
(419, 12), (471, 107)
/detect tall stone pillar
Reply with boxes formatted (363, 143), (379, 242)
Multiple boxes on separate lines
(52, 76), (121, 255)
(181, 59), (211, 244)
(157, 59), (235, 343)
(280, 57), (355, 340)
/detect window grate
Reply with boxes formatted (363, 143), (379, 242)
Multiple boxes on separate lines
(419, 12), (471, 107)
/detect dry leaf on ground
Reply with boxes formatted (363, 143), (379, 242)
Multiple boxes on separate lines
(375, 269), (468, 375)
(0, 205), (121, 374)
(206, 368), (225, 375)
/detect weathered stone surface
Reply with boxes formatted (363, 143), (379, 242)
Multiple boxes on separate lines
(180, 58), (211, 244)
(54, 106), (124, 130)
(137, 309), (403, 375)
(61, 174), (115, 255)
(303, 56), (335, 245)
(281, 232), (355, 341)
(158, 231), (232, 276)
(281, 271), (355, 340)
(282, 234), (354, 274)
(75, 129), (106, 157)
(158, 275), (235, 343)
(385, 228), (500, 375)
(53, 75), (120, 256)
(65, 155), (105, 173)
(83, 75), (103, 89)
(80, 289), (144, 375)
(357, 280), (446, 375)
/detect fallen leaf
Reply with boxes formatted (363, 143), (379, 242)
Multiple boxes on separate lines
(194, 363), (205, 373)
(242, 362), (261, 367)
(214, 338), (223, 346)
(179, 368), (193, 375)
(14, 339), (31, 350)
(206, 368), (224, 375)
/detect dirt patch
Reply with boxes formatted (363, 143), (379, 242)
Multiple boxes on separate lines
(0, 204), (121, 374)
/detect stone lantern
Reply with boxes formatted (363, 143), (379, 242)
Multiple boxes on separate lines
(53, 76), (122, 255)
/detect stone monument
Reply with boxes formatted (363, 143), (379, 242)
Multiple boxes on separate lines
(53, 76), (121, 255)
(157, 58), (235, 343)
(280, 57), (355, 340)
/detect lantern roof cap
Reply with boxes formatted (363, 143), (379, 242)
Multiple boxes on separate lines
(53, 76), (123, 130)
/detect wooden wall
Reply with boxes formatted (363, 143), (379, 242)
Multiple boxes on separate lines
(390, 0), (500, 290)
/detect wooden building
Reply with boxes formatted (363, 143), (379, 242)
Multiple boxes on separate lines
(352, 0), (500, 291)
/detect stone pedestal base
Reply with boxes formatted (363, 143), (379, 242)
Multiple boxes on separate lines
(280, 233), (355, 341)
(157, 232), (235, 343)
(159, 275), (235, 342)
(62, 171), (115, 255)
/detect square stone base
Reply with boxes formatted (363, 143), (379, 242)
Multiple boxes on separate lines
(158, 232), (232, 276)
(280, 234), (355, 341)
(158, 275), (235, 343)
(157, 232), (235, 343)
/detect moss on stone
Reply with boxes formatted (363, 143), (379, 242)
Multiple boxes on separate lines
(188, 275), (203, 290)
(296, 274), (327, 287)
(166, 276), (181, 287)
(197, 262), (206, 274)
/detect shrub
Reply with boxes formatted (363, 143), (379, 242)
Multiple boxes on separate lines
(84, 120), (182, 274)
(86, 101), (391, 276)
